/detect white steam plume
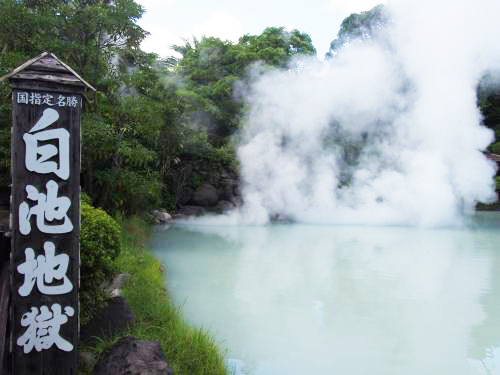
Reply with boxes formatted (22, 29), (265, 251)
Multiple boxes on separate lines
(236, 0), (500, 227)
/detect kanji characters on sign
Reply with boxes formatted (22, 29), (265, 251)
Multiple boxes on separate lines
(17, 304), (75, 353)
(18, 180), (73, 235)
(23, 108), (70, 180)
(16, 103), (75, 352)
(16, 91), (80, 108)
(19, 108), (73, 236)
(8, 54), (85, 373)
(17, 241), (73, 297)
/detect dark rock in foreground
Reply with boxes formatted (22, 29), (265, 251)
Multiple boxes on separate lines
(80, 296), (134, 342)
(79, 351), (97, 373)
(93, 336), (173, 375)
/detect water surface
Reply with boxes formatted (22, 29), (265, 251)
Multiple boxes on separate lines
(151, 213), (500, 375)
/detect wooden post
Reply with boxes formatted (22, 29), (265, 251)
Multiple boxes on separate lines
(0, 263), (9, 375)
(0, 52), (95, 375)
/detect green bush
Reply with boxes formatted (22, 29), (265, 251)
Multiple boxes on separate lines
(491, 141), (500, 155)
(81, 192), (92, 205)
(80, 202), (121, 325)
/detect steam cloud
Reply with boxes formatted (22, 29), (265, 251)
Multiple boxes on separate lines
(235, 0), (500, 226)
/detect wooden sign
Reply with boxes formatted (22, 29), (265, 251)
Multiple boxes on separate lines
(1, 52), (95, 375)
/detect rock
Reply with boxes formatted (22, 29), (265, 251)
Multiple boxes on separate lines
(215, 200), (235, 213)
(178, 186), (194, 206)
(218, 178), (237, 201)
(105, 273), (130, 298)
(171, 213), (188, 220)
(191, 183), (218, 207)
(150, 215), (161, 225)
(151, 209), (172, 224)
(270, 213), (295, 224)
(230, 196), (243, 208)
(177, 205), (206, 217)
(233, 184), (242, 197)
(80, 296), (134, 343)
(79, 351), (97, 373)
(93, 336), (173, 375)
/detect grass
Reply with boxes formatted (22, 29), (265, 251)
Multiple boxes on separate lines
(80, 216), (229, 375)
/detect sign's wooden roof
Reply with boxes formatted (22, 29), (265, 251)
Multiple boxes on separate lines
(0, 52), (96, 91)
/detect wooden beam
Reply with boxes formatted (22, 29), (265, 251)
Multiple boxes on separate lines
(0, 52), (95, 92)
(0, 263), (10, 375)
(6, 53), (83, 375)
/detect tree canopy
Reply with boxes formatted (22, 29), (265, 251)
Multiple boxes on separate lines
(326, 4), (388, 58)
(173, 27), (316, 143)
(0, 0), (497, 215)
(0, 0), (319, 214)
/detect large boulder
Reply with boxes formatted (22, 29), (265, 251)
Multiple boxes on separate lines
(177, 186), (194, 206)
(218, 178), (238, 201)
(215, 200), (235, 214)
(80, 296), (134, 342)
(93, 336), (173, 375)
(79, 351), (97, 373)
(104, 273), (130, 298)
(230, 195), (243, 208)
(176, 205), (206, 217)
(191, 183), (218, 207)
(151, 209), (172, 224)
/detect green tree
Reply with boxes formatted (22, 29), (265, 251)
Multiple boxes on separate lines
(478, 79), (500, 151)
(239, 26), (316, 68)
(0, 0), (167, 215)
(326, 4), (387, 58)
(0, 0), (147, 85)
(173, 27), (316, 144)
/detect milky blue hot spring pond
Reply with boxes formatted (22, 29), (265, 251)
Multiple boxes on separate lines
(150, 212), (500, 375)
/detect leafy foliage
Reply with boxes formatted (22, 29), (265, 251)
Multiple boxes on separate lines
(477, 78), (500, 189)
(114, 217), (228, 375)
(173, 27), (316, 144)
(478, 91), (500, 144)
(0, 0), (320, 213)
(239, 26), (316, 68)
(0, 0), (152, 209)
(80, 202), (121, 325)
(326, 4), (388, 57)
(81, 94), (164, 214)
(0, 0), (147, 85)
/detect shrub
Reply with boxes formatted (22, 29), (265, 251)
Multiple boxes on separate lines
(93, 168), (162, 215)
(81, 192), (92, 205)
(491, 141), (500, 155)
(80, 202), (121, 325)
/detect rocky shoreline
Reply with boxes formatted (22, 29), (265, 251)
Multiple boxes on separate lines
(79, 273), (175, 374)
(151, 161), (243, 223)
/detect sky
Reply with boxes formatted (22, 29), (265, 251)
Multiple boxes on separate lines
(135, 0), (386, 59)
